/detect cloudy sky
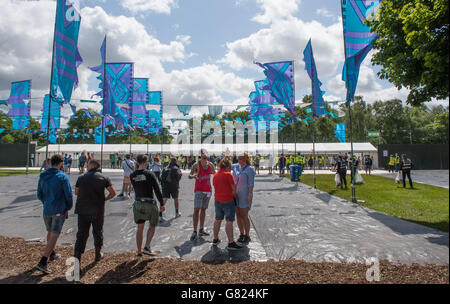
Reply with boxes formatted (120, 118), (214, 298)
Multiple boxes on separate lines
(0, 0), (443, 127)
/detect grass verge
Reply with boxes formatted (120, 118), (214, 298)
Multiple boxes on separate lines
(285, 173), (449, 232)
(0, 170), (40, 177)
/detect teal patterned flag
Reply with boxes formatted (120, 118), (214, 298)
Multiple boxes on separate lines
(5, 80), (31, 130)
(51, 0), (83, 104)
(341, 0), (381, 102)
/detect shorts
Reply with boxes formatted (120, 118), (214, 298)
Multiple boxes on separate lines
(162, 186), (179, 199)
(123, 176), (131, 184)
(79, 162), (85, 168)
(214, 201), (235, 221)
(133, 199), (159, 225)
(43, 213), (66, 234)
(236, 196), (252, 210)
(194, 192), (211, 209)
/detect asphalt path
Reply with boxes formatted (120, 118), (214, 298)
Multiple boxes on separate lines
(0, 171), (447, 265)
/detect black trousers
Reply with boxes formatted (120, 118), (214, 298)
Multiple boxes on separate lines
(75, 214), (104, 254)
(339, 170), (347, 187)
(402, 170), (413, 188)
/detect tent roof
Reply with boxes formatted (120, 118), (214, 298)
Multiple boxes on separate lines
(37, 142), (377, 155)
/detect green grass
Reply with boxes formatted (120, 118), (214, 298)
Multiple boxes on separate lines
(0, 170), (40, 177)
(284, 173), (449, 232)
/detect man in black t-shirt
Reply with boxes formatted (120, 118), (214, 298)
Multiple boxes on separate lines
(161, 157), (183, 220)
(130, 154), (165, 258)
(74, 159), (116, 264)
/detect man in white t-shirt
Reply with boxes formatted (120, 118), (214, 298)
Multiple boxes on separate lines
(118, 154), (135, 198)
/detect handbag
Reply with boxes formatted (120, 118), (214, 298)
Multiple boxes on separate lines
(335, 173), (341, 186)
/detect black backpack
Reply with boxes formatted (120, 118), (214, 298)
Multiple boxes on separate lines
(161, 165), (182, 184)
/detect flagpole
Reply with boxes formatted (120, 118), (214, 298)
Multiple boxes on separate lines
(341, 0), (356, 202)
(26, 95), (32, 175)
(45, 1), (58, 162)
(312, 118), (317, 189)
(292, 60), (297, 156)
(101, 35), (106, 170)
(160, 92), (164, 156)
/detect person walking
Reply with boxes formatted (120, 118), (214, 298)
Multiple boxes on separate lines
(160, 156), (183, 220)
(40, 158), (51, 172)
(335, 155), (348, 190)
(73, 159), (116, 264)
(188, 148), (215, 241)
(151, 156), (162, 183)
(110, 153), (116, 169)
(67, 155), (72, 175)
(130, 154), (165, 258)
(118, 154), (135, 198)
(87, 152), (93, 163)
(232, 152), (255, 246)
(394, 153), (400, 172)
(78, 151), (87, 174)
(278, 154), (286, 176)
(64, 154), (69, 173)
(253, 155), (260, 175)
(399, 154), (414, 189)
(35, 154), (73, 274)
(364, 155), (373, 175)
(212, 158), (242, 250)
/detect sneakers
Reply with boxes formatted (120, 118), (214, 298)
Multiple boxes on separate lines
(49, 251), (61, 262)
(199, 229), (210, 236)
(36, 262), (51, 274)
(117, 193), (124, 197)
(244, 235), (251, 244)
(237, 235), (251, 245)
(95, 252), (104, 262)
(190, 231), (197, 241)
(143, 247), (153, 256)
(136, 253), (143, 259)
(175, 212), (181, 218)
(159, 216), (165, 223)
(212, 239), (221, 246)
(226, 242), (243, 251)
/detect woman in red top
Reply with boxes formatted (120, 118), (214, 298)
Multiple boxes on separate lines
(212, 158), (242, 250)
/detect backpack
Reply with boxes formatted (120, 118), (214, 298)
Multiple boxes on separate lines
(162, 165), (182, 184)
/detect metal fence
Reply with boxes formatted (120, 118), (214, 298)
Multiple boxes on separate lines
(377, 144), (449, 170)
(0, 144), (37, 167)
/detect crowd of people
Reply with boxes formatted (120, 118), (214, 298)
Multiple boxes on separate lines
(34, 147), (414, 274)
(34, 148), (256, 274)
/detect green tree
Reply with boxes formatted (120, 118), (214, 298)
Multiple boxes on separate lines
(368, 0), (449, 105)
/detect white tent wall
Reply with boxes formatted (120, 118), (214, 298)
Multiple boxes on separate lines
(36, 143), (378, 168)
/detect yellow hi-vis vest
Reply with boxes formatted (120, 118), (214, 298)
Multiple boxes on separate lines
(319, 156), (323, 164)
(389, 156), (395, 166)
(295, 156), (301, 163)
(395, 156), (400, 164)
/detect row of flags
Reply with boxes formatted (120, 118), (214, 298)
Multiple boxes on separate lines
(1, 0), (381, 145)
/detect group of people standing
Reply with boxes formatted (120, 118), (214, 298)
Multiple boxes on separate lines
(34, 148), (256, 274)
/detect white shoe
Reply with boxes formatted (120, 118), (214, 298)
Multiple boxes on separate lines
(175, 212), (181, 218)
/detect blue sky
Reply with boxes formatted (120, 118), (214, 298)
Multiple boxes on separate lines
(0, 0), (443, 126)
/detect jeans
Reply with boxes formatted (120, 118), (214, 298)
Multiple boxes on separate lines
(74, 214), (104, 254)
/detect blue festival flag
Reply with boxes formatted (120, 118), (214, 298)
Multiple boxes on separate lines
(341, 0), (381, 102)
(303, 39), (328, 117)
(5, 80), (31, 130)
(177, 105), (191, 116)
(51, 0), (83, 104)
(334, 123), (346, 142)
(105, 63), (134, 126)
(94, 126), (105, 144)
(255, 61), (295, 114)
(40, 94), (61, 132)
(130, 78), (149, 127)
(208, 106), (223, 117)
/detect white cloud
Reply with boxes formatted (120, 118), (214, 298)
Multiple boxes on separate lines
(120, 0), (178, 15)
(316, 8), (335, 19)
(220, 17), (344, 95)
(252, 0), (300, 24)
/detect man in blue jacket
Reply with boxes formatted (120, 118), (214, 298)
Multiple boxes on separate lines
(36, 154), (73, 274)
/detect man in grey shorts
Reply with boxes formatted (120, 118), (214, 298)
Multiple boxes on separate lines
(189, 149), (216, 241)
